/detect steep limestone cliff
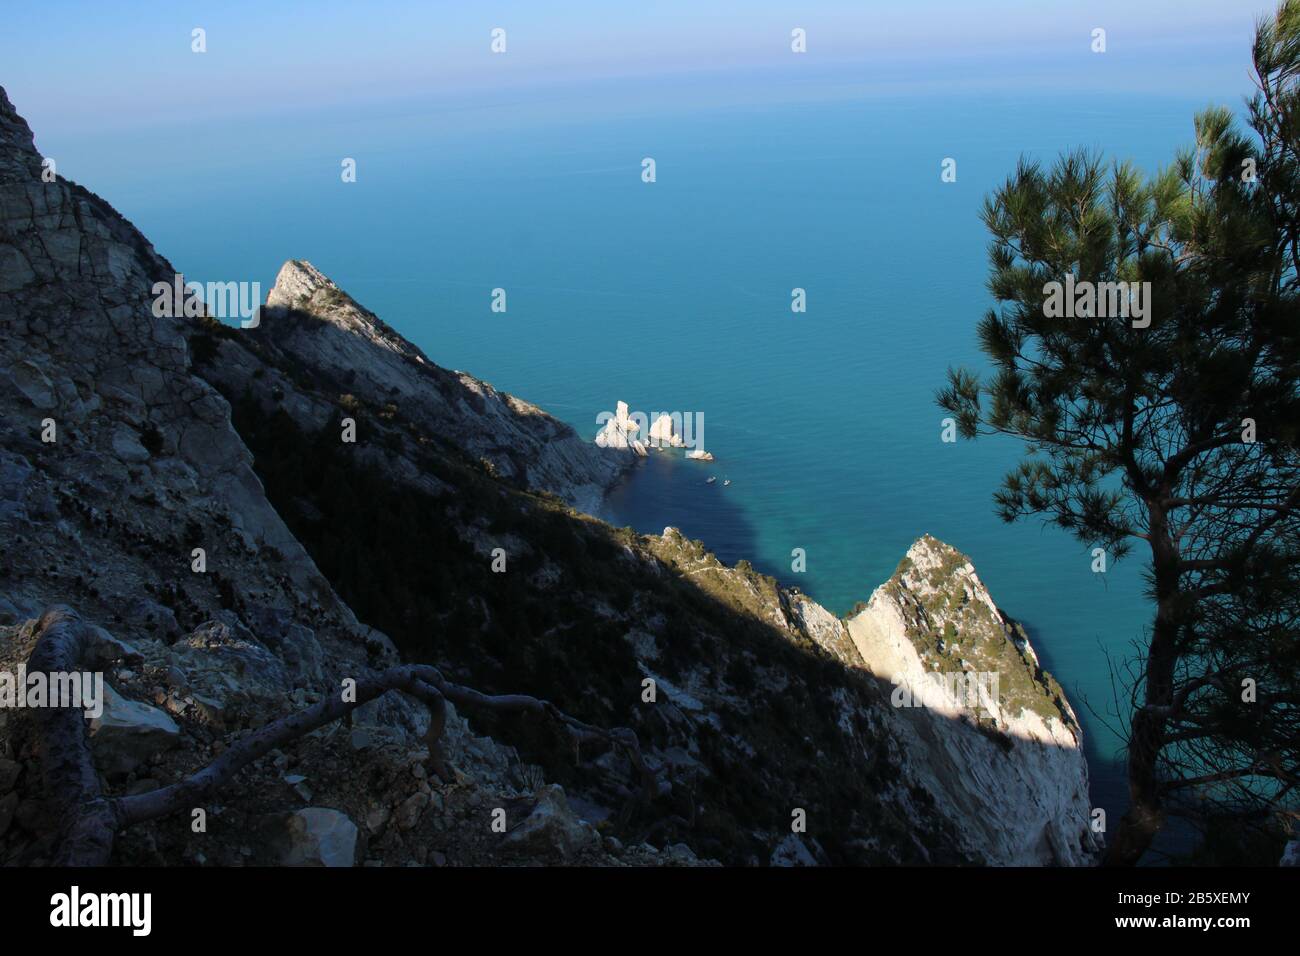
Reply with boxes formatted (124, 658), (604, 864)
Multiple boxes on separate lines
(845, 536), (1099, 865)
(638, 530), (1099, 865)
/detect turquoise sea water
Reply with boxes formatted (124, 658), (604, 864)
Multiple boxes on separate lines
(48, 80), (1230, 845)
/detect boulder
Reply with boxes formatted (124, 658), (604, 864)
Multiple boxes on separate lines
(169, 619), (292, 711)
(662, 842), (702, 865)
(81, 623), (145, 668)
(280, 808), (359, 867)
(503, 785), (598, 859)
(352, 689), (430, 749)
(770, 833), (820, 867)
(244, 605), (325, 687)
(5, 360), (56, 409)
(88, 685), (181, 774)
(396, 791), (430, 831)
(110, 426), (151, 464)
(364, 806), (390, 835)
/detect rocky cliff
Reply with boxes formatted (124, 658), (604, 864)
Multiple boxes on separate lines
(0, 85), (1096, 866)
(250, 259), (636, 514)
(846, 536), (1099, 865)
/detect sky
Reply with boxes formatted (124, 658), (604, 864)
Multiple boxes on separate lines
(0, 0), (1275, 139)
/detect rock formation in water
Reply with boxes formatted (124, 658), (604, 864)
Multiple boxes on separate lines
(0, 86), (1097, 866)
(594, 400), (648, 457)
(648, 414), (685, 448)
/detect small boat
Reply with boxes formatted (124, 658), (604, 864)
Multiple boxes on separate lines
(706, 476), (717, 484)
(723, 479), (731, 486)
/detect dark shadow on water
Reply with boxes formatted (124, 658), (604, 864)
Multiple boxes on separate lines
(1014, 615), (1198, 863)
(600, 451), (787, 583)
(1014, 616), (1125, 833)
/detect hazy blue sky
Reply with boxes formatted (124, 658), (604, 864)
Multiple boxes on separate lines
(0, 1), (1275, 137)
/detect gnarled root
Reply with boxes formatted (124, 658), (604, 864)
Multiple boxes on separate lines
(26, 607), (654, 865)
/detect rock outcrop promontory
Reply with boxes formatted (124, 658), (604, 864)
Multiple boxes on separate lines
(844, 536), (1099, 865)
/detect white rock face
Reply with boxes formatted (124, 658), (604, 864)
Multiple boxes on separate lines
(685, 449), (714, 461)
(843, 535), (1100, 866)
(594, 400), (648, 457)
(643, 527), (1095, 864)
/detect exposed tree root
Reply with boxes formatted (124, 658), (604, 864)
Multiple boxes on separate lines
(27, 607), (654, 866)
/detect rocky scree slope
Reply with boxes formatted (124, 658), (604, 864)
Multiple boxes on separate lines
(0, 86), (1095, 865)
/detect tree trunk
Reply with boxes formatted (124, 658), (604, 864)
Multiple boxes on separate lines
(1105, 705), (1167, 865)
(1105, 503), (1179, 866)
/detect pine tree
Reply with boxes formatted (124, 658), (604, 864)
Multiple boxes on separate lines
(939, 1), (1300, 864)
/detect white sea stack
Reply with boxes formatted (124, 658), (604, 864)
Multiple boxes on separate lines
(595, 400), (648, 456)
(648, 414), (685, 448)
